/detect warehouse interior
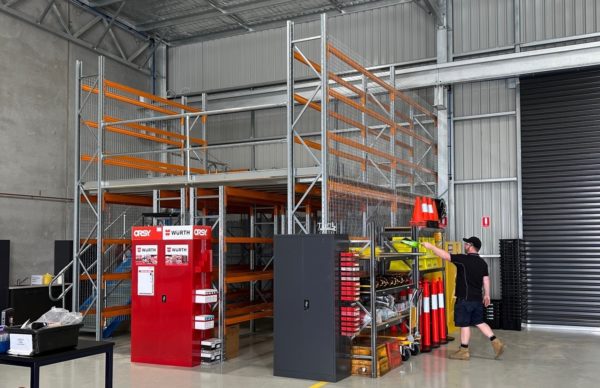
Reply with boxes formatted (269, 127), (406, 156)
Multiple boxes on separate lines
(2, 0), (600, 387)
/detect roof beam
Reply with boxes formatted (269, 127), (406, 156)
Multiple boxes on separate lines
(415, 0), (443, 26)
(328, 0), (346, 14)
(135, 0), (289, 32)
(79, 0), (126, 6)
(170, 0), (413, 45)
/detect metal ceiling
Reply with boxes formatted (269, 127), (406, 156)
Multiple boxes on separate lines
(80, 0), (422, 44)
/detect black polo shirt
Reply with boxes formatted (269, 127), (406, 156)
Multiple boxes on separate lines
(450, 253), (489, 301)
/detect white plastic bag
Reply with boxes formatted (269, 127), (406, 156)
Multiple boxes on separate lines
(35, 307), (83, 327)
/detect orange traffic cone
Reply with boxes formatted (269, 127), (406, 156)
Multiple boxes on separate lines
(431, 279), (440, 348)
(420, 280), (432, 353)
(410, 196), (426, 225)
(437, 279), (448, 344)
(431, 198), (440, 222)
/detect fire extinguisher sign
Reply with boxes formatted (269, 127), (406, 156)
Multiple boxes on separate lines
(482, 216), (491, 228)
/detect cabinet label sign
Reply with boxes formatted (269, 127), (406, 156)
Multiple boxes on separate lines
(482, 216), (490, 228)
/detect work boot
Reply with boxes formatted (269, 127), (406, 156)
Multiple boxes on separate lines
(449, 347), (470, 360)
(491, 338), (505, 359)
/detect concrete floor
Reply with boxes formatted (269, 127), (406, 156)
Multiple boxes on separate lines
(2, 328), (600, 388)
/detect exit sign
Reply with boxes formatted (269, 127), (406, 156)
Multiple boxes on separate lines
(482, 216), (491, 228)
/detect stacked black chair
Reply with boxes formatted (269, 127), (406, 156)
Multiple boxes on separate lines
(499, 239), (527, 331)
(484, 299), (502, 330)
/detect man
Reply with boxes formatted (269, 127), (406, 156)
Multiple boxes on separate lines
(421, 237), (505, 360)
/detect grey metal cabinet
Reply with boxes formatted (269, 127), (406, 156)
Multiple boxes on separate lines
(273, 234), (350, 382)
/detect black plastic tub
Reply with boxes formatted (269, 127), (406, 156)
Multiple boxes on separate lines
(5, 324), (83, 355)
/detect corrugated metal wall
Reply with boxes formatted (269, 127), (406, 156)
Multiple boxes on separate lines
(168, 1), (435, 94)
(453, 0), (515, 55)
(521, 67), (600, 327)
(520, 0), (600, 43)
(453, 0), (600, 56)
(452, 79), (519, 298)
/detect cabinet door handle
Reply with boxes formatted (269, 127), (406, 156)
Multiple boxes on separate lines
(304, 299), (310, 310)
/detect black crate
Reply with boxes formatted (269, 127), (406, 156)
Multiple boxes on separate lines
(484, 300), (502, 329)
(5, 324), (82, 355)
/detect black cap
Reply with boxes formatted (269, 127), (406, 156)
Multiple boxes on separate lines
(463, 236), (482, 250)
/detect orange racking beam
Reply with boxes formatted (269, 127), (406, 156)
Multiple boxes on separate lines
(295, 183), (322, 197)
(329, 89), (434, 146)
(328, 132), (435, 176)
(81, 272), (131, 281)
(84, 193), (153, 207)
(225, 302), (273, 317)
(81, 154), (206, 176)
(327, 44), (437, 125)
(294, 94), (413, 154)
(104, 80), (200, 113)
(329, 180), (413, 205)
(85, 305), (131, 318)
(84, 120), (182, 147)
(330, 148), (367, 171)
(294, 51), (415, 148)
(104, 116), (206, 145)
(225, 237), (273, 244)
(225, 187), (287, 205)
(294, 135), (322, 151)
(225, 310), (273, 326)
(82, 84), (179, 116)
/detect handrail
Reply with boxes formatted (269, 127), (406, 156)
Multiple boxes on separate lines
(49, 262), (73, 304)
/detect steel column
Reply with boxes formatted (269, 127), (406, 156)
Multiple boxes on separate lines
(218, 186), (226, 359)
(286, 20), (295, 234)
(249, 208), (256, 333)
(320, 13), (329, 233)
(72, 60), (82, 313)
(95, 55), (105, 341)
(389, 66), (397, 226)
(516, 81), (523, 239)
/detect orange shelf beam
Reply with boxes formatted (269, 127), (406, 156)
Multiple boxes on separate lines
(85, 305), (131, 318)
(329, 180), (412, 205)
(104, 116), (206, 146)
(328, 133), (435, 176)
(225, 310), (272, 326)
(82, 154), (206, 176)
(294, 94), (413, 154)
(104, 80), (200, 113)
(84, 193), (153, 207)
(82, 272), (132, 281)
(225, 187), (287, 205)
(327, 44), (437, 124)
(82, 84), (180, 116)
(84, 120), (182, 147)
(224, 237), (273, 244)
(218, 269), (274, 283)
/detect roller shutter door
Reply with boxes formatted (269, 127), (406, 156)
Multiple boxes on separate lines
(521, 68), (600, 327)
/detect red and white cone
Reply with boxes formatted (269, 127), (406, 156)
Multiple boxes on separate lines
(431, 279), (440, 348)
(437, 279), (448, 344)
(420, 280), (432, 353)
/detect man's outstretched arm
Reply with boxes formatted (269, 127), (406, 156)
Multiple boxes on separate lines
(421, 242), (451, 261)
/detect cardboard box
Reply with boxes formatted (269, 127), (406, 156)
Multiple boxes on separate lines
(225, 324), (240, 359)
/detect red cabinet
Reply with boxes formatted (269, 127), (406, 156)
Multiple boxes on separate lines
(131, 226), (212, 367)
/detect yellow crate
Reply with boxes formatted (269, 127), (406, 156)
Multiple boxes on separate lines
(445, 241), (462, 255)
(389, 260), (412, 272)
(391, 237), (414, 253)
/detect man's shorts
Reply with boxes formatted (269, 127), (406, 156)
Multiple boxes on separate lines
(454, 299), (484, 327)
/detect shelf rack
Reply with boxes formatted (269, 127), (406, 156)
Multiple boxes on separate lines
(66, 13), (439, 351)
